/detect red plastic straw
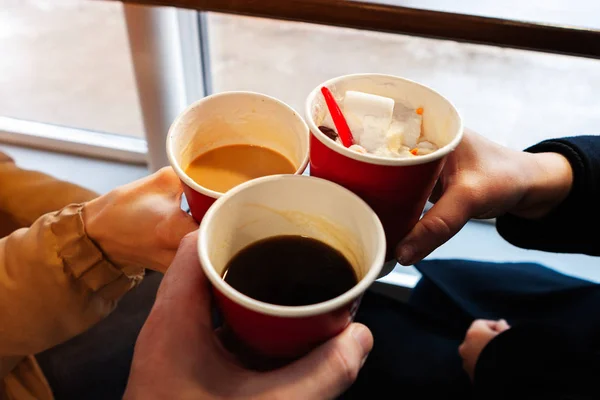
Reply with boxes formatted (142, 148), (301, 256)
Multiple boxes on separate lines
(320, 86), (354, 147)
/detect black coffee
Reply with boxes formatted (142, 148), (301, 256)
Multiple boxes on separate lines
(223, 235), (357, 306)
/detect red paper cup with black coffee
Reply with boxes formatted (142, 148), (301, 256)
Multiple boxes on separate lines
(198, 175), (385, 363)
(305, 74), (463, 271)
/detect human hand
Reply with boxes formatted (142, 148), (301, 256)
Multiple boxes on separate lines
(124, 231), (373, 400)
(83, 167), (198, 273)
(396, 129), (573, 265)
(459, 319), (511, 380)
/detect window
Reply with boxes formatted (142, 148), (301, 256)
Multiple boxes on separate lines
(0, 0), (143, 137)
(0, 2), (210, 168)
(206, 12), (600, 150)
(0, 0), (146, 162)
(1, 0), (598, 168)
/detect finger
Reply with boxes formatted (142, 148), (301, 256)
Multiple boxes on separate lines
(131, 232), (211, 377)
(396, 186), (472, 265)
(477, 319), (509, 333)
(154, 166), (184, 196)
(166, 211), (199, 249)
(495, 319), (510, 332)
(466, 319), (495, 336)
(141, 248), (178, 274)
(266, 323), (373, 400)
(481, 320), (501, 330)
(126, 167), (176, 191)
(153, 231), (212, 329)
(155, 203), (199, 250)
(457, 343), (467, 359)
(146, 244), (198, 274)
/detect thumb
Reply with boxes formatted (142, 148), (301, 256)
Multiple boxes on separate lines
(267, 323), (373, 400)
(167, 211), (199, 248)
(396, 186), (472, 265)
(154, 231), (212, 330)
(156, 190), (198, 249)
(153, 166), (185, 197)
(166, 177), (198, 246)
(494, 319), (511, 332)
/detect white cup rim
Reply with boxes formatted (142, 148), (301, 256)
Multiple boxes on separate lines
(197, 174), (386, 318)
(167, 91), (310, 199)
(305, 73), (464, 166)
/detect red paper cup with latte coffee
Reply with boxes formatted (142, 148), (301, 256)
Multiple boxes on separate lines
(198, 175), (385, 359)
(167, 91), (309, 222)
(306, 74), (463, 266)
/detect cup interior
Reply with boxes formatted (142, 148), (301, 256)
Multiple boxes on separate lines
(306, 73), (463, 165)
(168, 91), (309, 196)
(198, 175), (386, 316)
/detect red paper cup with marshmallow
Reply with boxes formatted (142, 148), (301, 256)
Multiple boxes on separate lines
(198, 175), (385, 360)
(306, 74), (463, 268)
(167, 91), (309, 223)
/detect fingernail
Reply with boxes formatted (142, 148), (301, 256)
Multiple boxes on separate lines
(351, 325), (372, 355)
(397, 244), (415, 266)
(360, 354), (369, 368)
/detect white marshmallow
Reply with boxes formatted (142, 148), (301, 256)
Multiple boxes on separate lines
(386, 120), (406, 153)
(343, 91), (394, 152)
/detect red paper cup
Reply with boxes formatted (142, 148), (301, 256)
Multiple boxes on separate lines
(306, 74), (463, 264)
(198, 175), (385, 359)
(167, 91), (309, 222)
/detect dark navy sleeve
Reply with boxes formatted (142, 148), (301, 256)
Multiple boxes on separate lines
(496, 136), (600, 256)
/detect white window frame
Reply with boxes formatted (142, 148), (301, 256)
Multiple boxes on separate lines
(0, 116), (147, 164)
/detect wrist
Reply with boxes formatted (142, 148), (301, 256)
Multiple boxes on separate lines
(82, 197), (109, 250)
(513, 152), (573, 219)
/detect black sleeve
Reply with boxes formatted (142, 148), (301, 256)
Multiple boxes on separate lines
(473, 323), (600, 400)
(496, 136), (600, 256)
